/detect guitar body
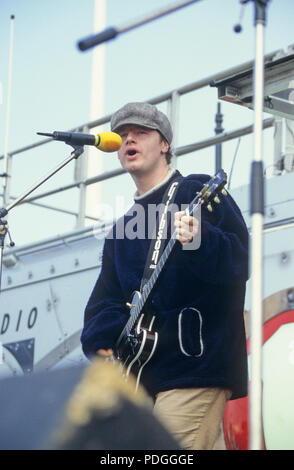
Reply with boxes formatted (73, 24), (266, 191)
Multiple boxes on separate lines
(115, 291), (158, 391)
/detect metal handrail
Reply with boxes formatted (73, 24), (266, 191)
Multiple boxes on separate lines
(0, 50), (279, 161)
(11, 117), (274, 206)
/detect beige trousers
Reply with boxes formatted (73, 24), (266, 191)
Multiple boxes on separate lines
(153, 387), (231, 450)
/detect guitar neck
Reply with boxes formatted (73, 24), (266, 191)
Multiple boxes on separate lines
(118, 233), (177, 344)
(140, 232), (178, 307)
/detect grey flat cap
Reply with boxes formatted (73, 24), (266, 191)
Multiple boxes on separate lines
(111, 102), (173, 145)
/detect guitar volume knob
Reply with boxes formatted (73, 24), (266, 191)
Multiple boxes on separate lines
(126, 302), (135, 308)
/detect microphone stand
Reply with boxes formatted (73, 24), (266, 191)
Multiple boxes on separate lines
(0, 144), (84, 293)
(246, 0), (270, 451)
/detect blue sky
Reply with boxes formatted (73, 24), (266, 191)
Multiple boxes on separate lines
(0, 0), (293, 245)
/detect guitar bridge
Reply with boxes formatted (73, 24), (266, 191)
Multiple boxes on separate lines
(127, 334), (138, 348)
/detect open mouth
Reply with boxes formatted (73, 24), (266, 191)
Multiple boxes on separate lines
(127, 149), (137, 158)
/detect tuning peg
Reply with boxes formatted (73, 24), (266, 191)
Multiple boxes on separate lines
(207, 203), (213, 212)
(214, 196), (221, 204)
(221, 189), (228, 196)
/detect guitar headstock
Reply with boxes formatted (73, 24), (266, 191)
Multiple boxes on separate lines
(200, 169), (228, 212)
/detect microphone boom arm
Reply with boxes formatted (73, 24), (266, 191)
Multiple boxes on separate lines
(77, 0), (203, 51)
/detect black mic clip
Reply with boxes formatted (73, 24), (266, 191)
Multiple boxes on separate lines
(69, 145), (84, 159)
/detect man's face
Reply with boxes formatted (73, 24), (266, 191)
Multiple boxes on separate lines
(116, 125), (169, 175)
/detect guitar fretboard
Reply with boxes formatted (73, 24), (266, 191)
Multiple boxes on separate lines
(122, 195), (202, 338)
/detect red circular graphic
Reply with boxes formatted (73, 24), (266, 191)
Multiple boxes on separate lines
(223, 309), (294, 450)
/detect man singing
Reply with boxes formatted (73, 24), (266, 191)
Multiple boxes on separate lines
(81, 102), (249, 450)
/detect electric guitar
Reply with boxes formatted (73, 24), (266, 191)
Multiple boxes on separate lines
(114, 169), (228, 391)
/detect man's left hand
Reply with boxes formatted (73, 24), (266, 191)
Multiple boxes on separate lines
(174, 211), (199, 245)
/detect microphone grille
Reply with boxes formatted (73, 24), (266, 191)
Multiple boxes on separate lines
(97, 132), (122, 152)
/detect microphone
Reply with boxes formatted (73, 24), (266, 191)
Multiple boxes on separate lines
(37, 130), (122, 152)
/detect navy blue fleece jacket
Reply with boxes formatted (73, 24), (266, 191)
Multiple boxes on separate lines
(81, 170), (249, 399)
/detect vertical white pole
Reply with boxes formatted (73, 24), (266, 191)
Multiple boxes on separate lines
(85, 0), (106, 225)
(284, 116), (294, 172)
(3, 15), (15, 208)
(250, 20), (264, 451)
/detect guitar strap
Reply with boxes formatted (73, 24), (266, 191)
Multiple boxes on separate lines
(140, 174), (183, 292)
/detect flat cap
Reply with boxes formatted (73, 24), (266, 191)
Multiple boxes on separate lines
(110, 102), (173, 145)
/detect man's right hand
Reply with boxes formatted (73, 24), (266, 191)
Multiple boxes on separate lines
(96, 348), (113, 357)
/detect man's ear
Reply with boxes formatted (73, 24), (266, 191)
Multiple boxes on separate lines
(161, 139), (169, 155)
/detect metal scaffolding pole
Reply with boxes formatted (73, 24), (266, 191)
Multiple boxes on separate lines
(2, 15), (15, 208)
